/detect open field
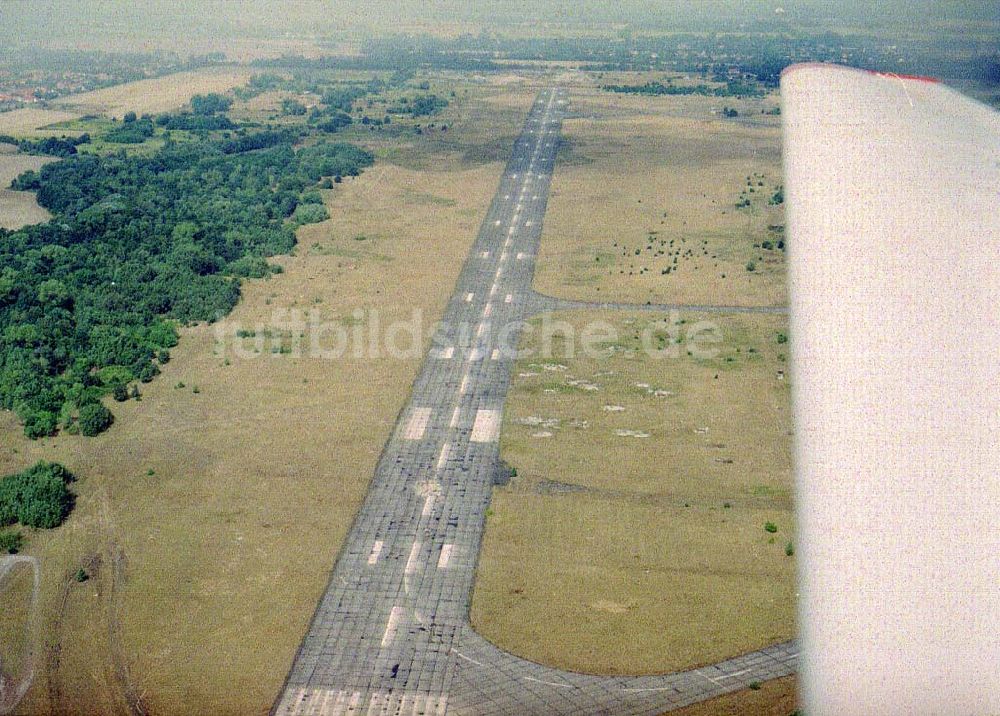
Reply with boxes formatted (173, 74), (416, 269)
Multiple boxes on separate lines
(0, 68), (252, 139)
(51, 67), (252, 118)
(534, 78), (786, 307)
(471, 309), (795, 675)
(0, 145), (53, 229)
(0, 108), (81, 137)
(0, 81), (510, 713)
(0, 560), (36, 695)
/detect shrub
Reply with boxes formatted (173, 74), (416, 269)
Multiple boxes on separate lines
(228, 256), (275, 279)
(764, 521), (778, 533)
(746, 261), (757, 272)
(75, 568), (89, 582)
(0, 462), (75, 528)
(137, 362), (160, 383)
(79, 403), (114, 437)
(291, 203), (329, 226)
(23, 411), (58, 439)
(785, 541), (795, 556)
(0, 530), (22, 554)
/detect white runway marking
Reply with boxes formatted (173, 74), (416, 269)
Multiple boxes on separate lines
(470, 409), (501, 442)
(437, 443), (451, 470)
(517, 252), (527, 260)
(505, 293), (513, 303)
(465, 292), (473, 302)
(404, 542), (422, 575)
(404, 408), (431, 440)
(459, 374), (469, 394)
(368, 540), (384, 565)
(450, 406), (460, 427)
(491, 348), (500, 361)
(437, 346), (454, 359)
(526, 220), (533, 227)
(494, 220), (501, 226)
(381, 606), (404, 647)
(438, 544), (455, 569)
(483, 303), (493, 318)
(481, 250), (489, 259)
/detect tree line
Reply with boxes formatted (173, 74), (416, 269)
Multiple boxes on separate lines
(1, 128), (373, 438)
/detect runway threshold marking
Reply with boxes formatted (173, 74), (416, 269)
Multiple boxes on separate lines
(404, 408), (431, 440)
(470, 409), (501, 443)
(368, 540), (384, 565)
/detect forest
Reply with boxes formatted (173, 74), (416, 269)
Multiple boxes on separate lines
(1, 127), (373, 438)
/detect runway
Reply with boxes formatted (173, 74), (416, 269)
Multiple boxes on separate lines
(273, 88), (796, 716)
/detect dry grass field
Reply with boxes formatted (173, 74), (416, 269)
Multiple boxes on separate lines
(0, 145), (53, 229)
(667, 677), (797, 716)
(51, 67), (252, 118)
(0, 109), (81, 137)
(471, 309), (795, 675)
(0, 91), (508, 714)
(0, 560), (36, 693)
(534, 79), (786, 307)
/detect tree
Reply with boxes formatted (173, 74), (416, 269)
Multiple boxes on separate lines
(0, 462), (75, 529)
(112, 383), (129, 402)
(191, 93), (233, 115)
(2, 132), (371, 437)
(78, 403), (114, 436)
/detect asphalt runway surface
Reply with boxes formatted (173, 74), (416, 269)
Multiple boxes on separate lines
(274, 88), (796, 716)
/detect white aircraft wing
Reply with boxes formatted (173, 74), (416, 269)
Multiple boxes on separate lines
(782, 63), (1000, 715)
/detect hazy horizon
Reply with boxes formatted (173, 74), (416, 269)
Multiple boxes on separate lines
(1, 0), (997, 57)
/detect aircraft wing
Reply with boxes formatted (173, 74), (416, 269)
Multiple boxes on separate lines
(782, 64), (1000, 715)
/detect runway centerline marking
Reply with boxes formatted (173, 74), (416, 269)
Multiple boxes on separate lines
(367, 540), (384, 565)
(381, 606), (404, 648)
(436, 443), (451, 470)
(438, 544), (455, 570)
(404, 542), (422, 575)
